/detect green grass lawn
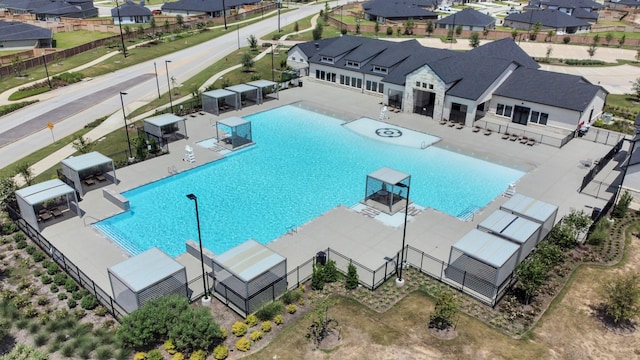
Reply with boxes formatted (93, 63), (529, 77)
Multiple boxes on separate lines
(262, 14), (313, 41)
(53, 31), (115, 49)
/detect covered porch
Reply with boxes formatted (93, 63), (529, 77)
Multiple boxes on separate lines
(60, 152), (117, 197)
(363, 167), (411, 215)
(247, 80), (279, 104)
(143, 114), (188, 146)
(15, 179), (81, 231)
(225, 84), (259, 110)
(202, 89), (239, 115)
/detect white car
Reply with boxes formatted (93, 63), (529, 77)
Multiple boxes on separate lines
(507, 7), (520, 14)
(438, 6), (453, 11)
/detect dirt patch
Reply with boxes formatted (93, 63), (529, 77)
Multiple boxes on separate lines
(429, 327), (457, 340)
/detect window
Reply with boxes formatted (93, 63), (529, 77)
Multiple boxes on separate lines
(320, 56), (334, 63)
(316, 70), (320, 79)
(422, 82), (427, 88)
(340, 75), (345, 85)
(530, 111), (549, 125)
(378, 83), (384, 93)
(366, 80), (372, 91)
(372, 66), (388, 74)
(496, 103), (513, 117)
(346, 60), (360, 68)
(292, 57), (296, 61)
(351, 77), (356, 87)
(429, 84), (434, 90)
(356, 78), (362, 88)
(416, 81), (420, 87)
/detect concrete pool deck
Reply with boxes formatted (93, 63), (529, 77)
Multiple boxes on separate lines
(40, 79), (626, 298)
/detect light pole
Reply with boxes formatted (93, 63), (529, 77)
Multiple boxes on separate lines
(115, 0), (127, 58)
(237, 23), (240, 49)
(165, 60), (173, 113)
(221, 0), (227, 30)
(42, 54), (52, 89)
(277, 0), (281, 32)
(153, 62), (161, 99)
(271, 45), (275, 81)
(119, 92), (133, 158)
(186, 193), (211, 301)
(395, 182), (410, 287)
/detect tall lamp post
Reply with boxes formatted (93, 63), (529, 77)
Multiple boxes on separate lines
(221, 0), (228, 29)
(153, 62), (161, 99)
(271, 45), (275, 81)
(119, 92), (133, 158)
(186, 194), (211, 301)
(395, 182), (410, 287)
(115, 0), (127, 58)
(165, 60), (174, 113)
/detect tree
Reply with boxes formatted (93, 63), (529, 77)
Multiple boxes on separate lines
(176, 14), (184, 27)
(374, 22), (379, 37)
(429, 289), (458, 329)
(605, 32), (613, 46)
(612, 190), (633, 218)
(124, 25), (131, 35)
(593, 33), (600, 45)
(345, 262), (358, 290)
(587, 44), (597, 59)
(11, 55), (24, 77)
(636, 48), (640, 63)
(618, 34), (626, 47)
(168, 307), (224, 351)
(511, 28), (519, 40)
(323, 2), (329, 22)
(602, 273), (640, 325)
(545, 29), (555, 42)
(149, 17), (157, 35)
(294, 21), (299, 33)
(515, 257), (547, 304)
(396, 26), (401, 37)
(163, 20), (170, 33)
(529, 21), (541, 41)
(241, 53), (254, 72)
(546, 45), (553, 61)
(403, 18), (415, 35)
(563, 209), (592, 242)
(0, 177), (17, 207)
(355, 22), (360, 34)
(15, 162), (34, 186)
(469, 31), (480, 48)
(455, 24), (462, 36)
(549, 222), (577, 250)
(247, 34), (258, 50)
(306, 302), (339, 349)
(312, 22), (323, 40)
(72, 135), (94, 154)
(311, 264), (325, 290)
(482, 27), (489, 39)
(426, 21), (434, 37)
(323, 260), (339, 282)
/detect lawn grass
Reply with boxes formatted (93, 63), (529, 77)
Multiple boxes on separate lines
(53, 31), (114, 49)
(606, 94), (640, 114)
(262, 14), (313, 41)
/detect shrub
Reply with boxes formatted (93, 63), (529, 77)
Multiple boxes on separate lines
(16, 239), (27, 249)
(213, 345), (229, 359)
(32, 251), (45, 262)
(563, 36), (570, 44)
(601, 272), (640, 324)
(274, 314), (284, 325)
(34, 331), (49, 346)
(346, 262), (359, 290)
(231, 321), (247, 336)
(147, 349), (163, 360)
(57, 292), (67, 301)
(220, 327), (227, 340)
(81, 295), (98, 310)
(26, 244), (36, 254)
(588, 219), (609, 245)
(281, 289), (303, 305)
(36, 296), (48, 306)
(64, 279), (78, 293)
(95, 306), (108, 316)
(53, 273), (67, 286)
(235, 337), (251, 351)
(72, 290), (83, 300)
(324, 260), (339, 282)
(164, 339), (177, 354)
(612, 191), (633, 218)
(134, 352), (147, 360)
(13, 232), (25, 242)
(429, 289), (458, 330)
(189, 349), (206, 360)
(245, 314), (258, 327)
(46, 263), (60, 275)
(41, 275), (52, 285)
(95, 346), (113, 360)
(287, 304), (297, 314)
(250, 330), (263, 341)
(255, 301), (284, 321)
(311, 264), (325, 290)
(67, 298), (77, 309)
(261, 321), (272, 332)
(172, 353), (185, 360)
(386, 27), (393, 35)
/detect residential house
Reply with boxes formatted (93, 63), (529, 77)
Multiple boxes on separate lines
(161, 0), (259, 17)
(436, 7), (496, 31)
(0, 19), (52, 48)
(0, 0), (98, 20)
(606, 0), (640, 9)
(363, 0), (438, 24)
(504, 9), (591, 34)
(288, 36), (606, 132)
(529, 0), (602, 23)
(111, 1), (152, 24)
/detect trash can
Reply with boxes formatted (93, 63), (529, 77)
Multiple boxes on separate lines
(298, 79), (303, 87)
(591, 207), (601, 221)
(315, 251), (326, 266)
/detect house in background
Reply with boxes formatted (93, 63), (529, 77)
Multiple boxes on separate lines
(436, 7), (496, 31)
(504, 8), (591, 34)
(363, 0), (438, 24)
(161, 0), (259, 17)
(529, 0), (602, 23)
(0, 20), (52, 48)
(0, 0), (98, 20)
(111, 1), (152, 24)
(289, 36), (607, 132)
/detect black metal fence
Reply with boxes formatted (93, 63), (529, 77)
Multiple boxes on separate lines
(579, 139), (624, 193)
(5, 205), (128, 320)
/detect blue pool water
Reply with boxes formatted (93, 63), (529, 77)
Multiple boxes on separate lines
(95, 105), (524, 257)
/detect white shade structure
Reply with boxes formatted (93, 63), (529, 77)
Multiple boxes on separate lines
(61, 152), (117, 197)
(15, 179), (80, 231)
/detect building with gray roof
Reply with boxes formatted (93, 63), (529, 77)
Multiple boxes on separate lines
(0, 0), (98, 20)
(111, 1), (152, 24)
(161, 0), (259, 17)
(363, 0), (438, 24)
(530, 0), (602, 23)
(0, 20), (52, 48)
(288, 36), (606, 131)
(436, 8), (496, 31)
(504, 8), (591, 34)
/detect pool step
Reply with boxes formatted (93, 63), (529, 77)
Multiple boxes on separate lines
(403, 205), (422, 217)
(360, 206), (380, 218)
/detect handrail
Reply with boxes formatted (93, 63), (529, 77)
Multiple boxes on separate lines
(83, 215), (101, 226)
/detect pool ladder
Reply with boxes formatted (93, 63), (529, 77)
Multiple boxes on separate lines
(286, 224), (298, 235)
(168, 165), (178, 175)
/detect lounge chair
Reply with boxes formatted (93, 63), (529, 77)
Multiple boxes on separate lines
(51, 207), (63, 218)
(95, 174), (107, 182)
(519, 136), (529, 144)
(510, 134), (518, 141)
(83, 177), (96, 186)
(527, 139), (536, 146)
(456, 123), (464, 129)
(484, 129), (492, 136)
(440, 119), (448, 125)
(38, 212), (52, 222)
(448, 121), (456, 127)
(472, 126), (481, 133)
(501, 133), (510, 140)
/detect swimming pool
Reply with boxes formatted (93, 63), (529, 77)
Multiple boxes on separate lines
(95, 105), (524, 257)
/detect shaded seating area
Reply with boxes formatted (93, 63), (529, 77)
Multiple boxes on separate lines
(61, 151), (117, 197)
(225, 84), (259, 110)
(212, 239), (287, 317)
(246, 80), (279, 104)
(143, 114), (188, 146)
(15, 179), (81, 231)
(108, 247), (188, 314)
(363, 167), (411, 215)
(215, 116), (253, 149)
(202, 89), (238, 115)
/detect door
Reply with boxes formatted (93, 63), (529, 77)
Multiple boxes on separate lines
(512, 105), (530, 125)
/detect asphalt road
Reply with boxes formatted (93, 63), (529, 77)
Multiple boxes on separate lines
(0, 3), (324, 169)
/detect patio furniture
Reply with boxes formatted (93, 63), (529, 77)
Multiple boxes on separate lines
(440, 119), (448, 125)
(502, 133), (510, 140)
(448, 121), (456, 127)
(95, 174), (107, 182)
(510, 134), (518, 141)
(519, 136), (529, 144)
(484, 129), (492, 136)
(456, 123), (464, 130)
(473, 126), (481, 133)
(51, 207), (64, 218)
(38, 211), (52, 222)
(83, 177), (96, 186)
(527, 139), (536, 146)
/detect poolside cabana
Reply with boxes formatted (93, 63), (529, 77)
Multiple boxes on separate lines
(477, 210), (542, 263)
(225, 84), (259, 110)
(202, 89), (239, 115)
(363, 167), (411, 214)
(446, 229), (520, 299)
(215, 116), (253, 149)
(500, 194), (558, 242)
(15, 179), (81, 231)
(247, 79), (279, 104)
(108, 247), (188, 314)
(143, 114), (188, 146)
(60, 152), (117, 197)
(212, 239), (287, 317)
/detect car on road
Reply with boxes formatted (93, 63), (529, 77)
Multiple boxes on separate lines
(506, 7), (519, 14)
(438, 6), (452, 11)
(152, 9), (162, 15)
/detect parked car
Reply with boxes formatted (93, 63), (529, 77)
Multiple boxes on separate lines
(152, 9), (162, 15)
(507, 7), (519, 14)
(438, 6), (452, 11)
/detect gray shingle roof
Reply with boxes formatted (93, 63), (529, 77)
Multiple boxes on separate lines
(33, 0), (96, 15)
(537, 0), (604, 10)
(162, 0), (257, 12)
(466, 37), (539, 69)
(493, 67), (605, 111)
(0, 0), (51, 11)
(111, 1), (151, 17)
(505, 8), (590, 27)
(436, 8), (496, 27)
(363, 0), (437, 18)
(0, 20), (52, 41)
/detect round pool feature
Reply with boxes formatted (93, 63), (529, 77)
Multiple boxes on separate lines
(375, 128), (403, 138)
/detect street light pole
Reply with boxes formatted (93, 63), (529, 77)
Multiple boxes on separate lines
(271, 45), (275, 81)
(165, 60), (173, 113)
(119, 92), (133, 158)
(395, 182), (410, 286)
(153, 62), (161, 99)
(115, 0), (127, 58)
(186, 194), (210, 300)
(277, 0), (281, 32)
(42, 55), (52, 89)
(221, 0), (228, 30)
(237, 23), (240, 49)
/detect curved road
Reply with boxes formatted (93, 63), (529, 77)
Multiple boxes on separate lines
(0, 3), (324, 170)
